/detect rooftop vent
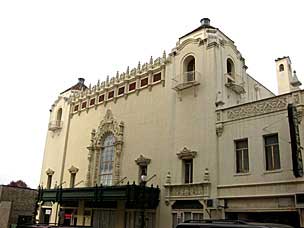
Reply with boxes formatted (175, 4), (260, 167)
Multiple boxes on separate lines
(78, 78), (85, 84)
(200, 18), (210, 26)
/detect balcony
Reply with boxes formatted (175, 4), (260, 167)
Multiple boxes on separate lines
(224, 73), (245, 94)
(164, 182), (210, 204)
(172, 71), (200, 91)
(48, 120), (63, 131)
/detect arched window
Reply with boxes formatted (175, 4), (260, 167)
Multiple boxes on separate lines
(100, 134), (115, 185)
(183, 55), (196, 82)
(56, 108), (62, 122)
(279, 64), (284, 72)
(227, 58), (235, 78)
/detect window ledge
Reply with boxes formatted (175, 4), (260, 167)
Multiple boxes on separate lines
(234, 172), (251, 177)
(263, 169), (283, 175)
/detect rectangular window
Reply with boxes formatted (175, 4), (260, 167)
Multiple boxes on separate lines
(46, 175), (52, 189)
(99, 94), (105, 103)
(128, 82), (136, 91)
(89, 98), (96, 106)
(153, 73), (161, 82)
(118, 86), (125, 96)
(184, 159), (193, 184)
(108, 91), (114, 99)
(140, 77), (148, 87)
(264, 134), (281, 170)
(73, 104), (79, 112)
(235, 139), (249, 173)
(81, 101), (87, 109)
(70, 173), (76, 188)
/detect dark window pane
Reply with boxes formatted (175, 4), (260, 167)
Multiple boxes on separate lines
(129, 82), (136, 91)
(74, 105), (79, 112)
(90, 98), (95, 106)
(153, 73), (161, 82)
(108, 91), (114, 99)
(140, 78), (148, 87)
(243, 149), (249, 172)
(118, 87), (125, 95)
(236, 150), (242, 173)
(265, 135), (278, 145)
(273, 145), (281, 169)
(265, 146), (273, 170)
(99, 94), (105, 102)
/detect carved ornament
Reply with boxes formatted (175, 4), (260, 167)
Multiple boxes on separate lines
(86, 109), (124, 186)
(216, 123), (224, 137)
(68, 166), (79, 174)
(177, 147), (197, 160)
(135, 155), (151, 167)
(226, 96), (288, 121)
(46, 168), (54, 176)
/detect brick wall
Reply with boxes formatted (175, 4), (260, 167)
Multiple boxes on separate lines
(0, 185), (38, 226)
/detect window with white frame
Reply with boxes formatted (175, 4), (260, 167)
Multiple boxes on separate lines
(264, 134), (281, 171)
(235, 139), (249, 173)
(100, 134), (115, 185)
(184, 159), (193, 184)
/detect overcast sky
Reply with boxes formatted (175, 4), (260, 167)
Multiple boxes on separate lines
(0, 0), (303, 188)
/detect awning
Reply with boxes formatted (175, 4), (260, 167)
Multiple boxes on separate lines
(37, 183), (160, 209)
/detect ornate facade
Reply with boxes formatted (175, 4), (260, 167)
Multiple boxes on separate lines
(38, 18), (304, 228)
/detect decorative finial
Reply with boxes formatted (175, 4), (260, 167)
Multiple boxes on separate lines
(163, 50), (166, 59)
(97, 79), (100, 87)
(166, 171), (171, 184)
(204, 168), (210, 181)
(138, 61), (141, 70)
(116, 71), (119, 79)
(150, 56), (153, 65)
(126, 66), (130, 75)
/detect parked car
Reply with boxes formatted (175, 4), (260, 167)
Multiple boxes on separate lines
(176, 220), (294, 228)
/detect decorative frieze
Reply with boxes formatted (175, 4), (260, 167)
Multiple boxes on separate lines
(69, 53), (167, 114)
(225, 95), (289, 121)
(164, 182), (210, 204)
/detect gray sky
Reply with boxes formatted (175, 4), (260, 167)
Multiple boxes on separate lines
(0, 0), (303, 188)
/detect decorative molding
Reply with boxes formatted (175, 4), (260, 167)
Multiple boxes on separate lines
(216, 123), (224, 137)
(69, 54), (167, 114)
(46, 168), (54, 176)
(177, 147), (197, 160)
(176, 38), (201, 52)
(226, 96), (288, 121)
(164, 182), (210, 203)
(86, 109), (124, 186)
(135, 155), (151, 167)
(68, 166), (79, 174)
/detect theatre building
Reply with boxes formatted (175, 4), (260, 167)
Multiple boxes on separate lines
(37, 18), (304, 228)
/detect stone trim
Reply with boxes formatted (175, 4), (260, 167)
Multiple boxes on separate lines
(86, 109), (124, 186)
(135, 155), (151, 167)
(46, 168), (54, 176)
(177, 147), (197, 160)
(68, 166), (79, 174)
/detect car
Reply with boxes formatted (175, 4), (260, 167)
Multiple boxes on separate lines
(176, 220), (294, 228)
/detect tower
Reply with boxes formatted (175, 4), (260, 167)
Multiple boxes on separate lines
(275, 56), (301, 94)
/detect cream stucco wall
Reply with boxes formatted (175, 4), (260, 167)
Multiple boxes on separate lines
(38, 21), (304, 227)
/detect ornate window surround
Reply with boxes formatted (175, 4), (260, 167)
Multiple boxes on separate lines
(177, 147), (197, 160)
(86, 109), (124, 186)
